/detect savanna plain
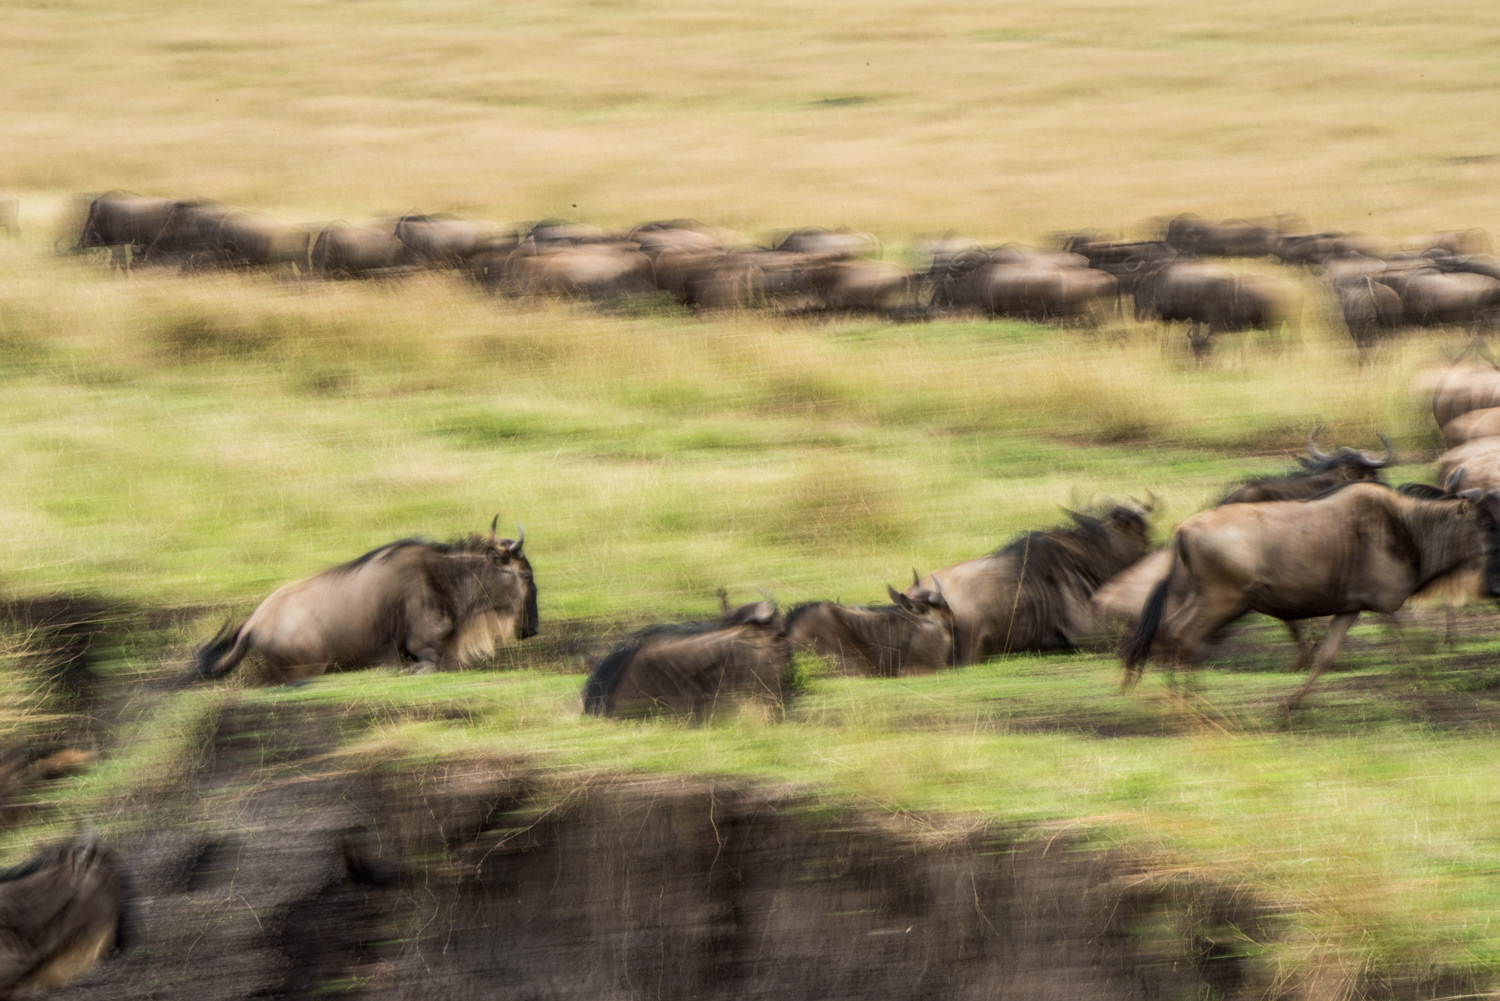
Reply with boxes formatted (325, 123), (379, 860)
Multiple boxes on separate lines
(7, 0), (1500, 997)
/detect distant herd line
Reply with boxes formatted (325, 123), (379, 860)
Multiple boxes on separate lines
(21, 190), (1498, 359)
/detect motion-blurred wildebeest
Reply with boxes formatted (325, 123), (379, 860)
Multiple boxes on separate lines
(784, 578), (954, 677)
(0, 832), (131, 995)
(1332, 276), (1404, 356)
(192, 519), (537, 684)
(137, 199), (236, 267)
(1430, 360), (1500, 433)
(201, 209), (310, 271)
(807, 258), (918, 315)
(1123, 483), (1500, 707)
(1163, 215), (1277, 258)
(491, 245), (656, 302)
(909, 503), (1152, 664)
(1273, 232), (1389, 266)
(1131, 260), (1299, 360)
(395, 213), (507, 269)
(931, 247), (1118, 323)
(1094, 431), (1394, 655)
(1220, 429), (1393, 504)
(1441, 406), (1500, 448)
(1376, 265), (1500, 329)
(772, 227), (879, 259)
(1439, 439), (1500, 492)
(582, 597), (788, 719)
(310, 223), (409, 279)
(75, 192), (174, 270)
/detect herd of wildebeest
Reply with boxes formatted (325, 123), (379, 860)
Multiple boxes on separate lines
(14, 190), (1500, 994)
(48, 190), (1500, 358)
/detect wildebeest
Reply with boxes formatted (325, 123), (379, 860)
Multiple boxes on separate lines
(490, 245), (656, 301)
(1431, 360), (1500, 432)
(1376, 265), (1500, 328)
(1442, 406), (1500, 448)
(582, 597), (788, 719)
(192, 519), (537, 684)
(1332, 276), (1404, 355)
(1095, 431), (1394, 658)
(204, 210), (310, 271)
(1274, 232), (1390, 266)
(1131, 260), (1298, 360)
(137, 199), (236, 267)
(1220, 430), (1393, 505)
(931, 247), (1118, 323)
(806, 258), (918, 315)
(310, 223), (409, 278)
(772, 227), (879, 259)
(1123, 484), (1500, 706)
(0, 832), (131, 995)
(784, 578), (954, 677)
(75, 193), (174, 269)
(908, 504), (1152, 664)
(394, 213), (506, 268)
(1163, 215), (1276, 258)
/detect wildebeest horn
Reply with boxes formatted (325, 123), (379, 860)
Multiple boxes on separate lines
(717, 587), (731, 614)
(912, 568), (921, 588)
(1307, 425), (1332, 462)
(1357, 433), (1395, 468)
(489, 514), (499, 541)
(887, 584), (908, 606)
(79, 822), (97, 856)
(507, 525), (525, 555)
(1447, 468), (1466, 494)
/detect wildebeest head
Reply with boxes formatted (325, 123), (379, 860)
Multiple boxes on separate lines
(1221, 429), (1393, 504)
(428, 517), (538, 655)
(887, 574), (957, 668)
(0, 831), (132, 994)
(483, 517), (537, 640)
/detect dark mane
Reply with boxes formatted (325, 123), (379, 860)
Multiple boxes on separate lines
(332, 534), (498, 575)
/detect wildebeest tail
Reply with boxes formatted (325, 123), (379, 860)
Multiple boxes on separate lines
(1124, 543), (1176, 671)
(581, 642), (639, 715)
(190, 620), (250, 680)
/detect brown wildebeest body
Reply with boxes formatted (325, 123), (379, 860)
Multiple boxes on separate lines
(395, 214), (506, 269)
(75, 194), (174, 269)
(1442, 406), (1500, 448)
(1438, 438), (1500, 492)
(310, 223), (408, 278)
(1274, 232), (1390, 266)
(1132, 261), (1298, 359)
(1376, 267), (1500, 327)
(784, 583), (954, 677)
(1163, 215), (1276, 257)
(209, 210), (310, 270)
(773, 227), (878, 259)
(1333, 276), (1404, 354)
(909, 505), (1151, 665)
(807, 259), (917, 314)
(1096, 433), (1392, 657)
(138, 200), (234, 265)
(192, 523), (537, 684)
(495, 246), (655, 300)
(582, 610), (789, 720)
(0, 836), (131, 995)
(1431, 363), (1500, 431)
(933, 248), (1117, 322)
(1123, 484), (1500, 706)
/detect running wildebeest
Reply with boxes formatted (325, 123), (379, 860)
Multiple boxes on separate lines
(394, 213), (504, 269)
(310, 223), (409, 278)
(192, 519), (537, 684)
(1163, 215), (1277, 258)
(582, 597), (788, 719)
(1094, 431), (1395, 660)
(1131, 260), (1299, 360)
(0, 832), (131, 995)
(1123, 483), (1500, 707)
(784, 577), (954, 677)
(75, 192), (174, 270)
(1332, 276), (1404, 356)
(1431, 359), (1500, 433)
(930, 246), (1118, 323)
(908, 503), (1152, 664)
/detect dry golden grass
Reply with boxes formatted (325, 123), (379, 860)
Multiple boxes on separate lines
(4, 0), (1500, 239)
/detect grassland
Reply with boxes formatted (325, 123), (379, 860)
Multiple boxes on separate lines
(7, 0), (1500, 995)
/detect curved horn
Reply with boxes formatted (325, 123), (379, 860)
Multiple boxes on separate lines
(1356, 433), (1395, 468)
(489, 514), (499, 541)
(507, 524), (525, 555)
(1306, 425), (1332, 462)
(1447, 467), (1466, 495)
(912, 567), (921, 588)
(886, 584), (907, 606)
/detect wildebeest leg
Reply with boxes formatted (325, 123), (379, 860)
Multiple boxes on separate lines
(1285, 619), (1316, 672)
(1188, 320), (1212, 363)
(1286, 611), (1358, 710)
